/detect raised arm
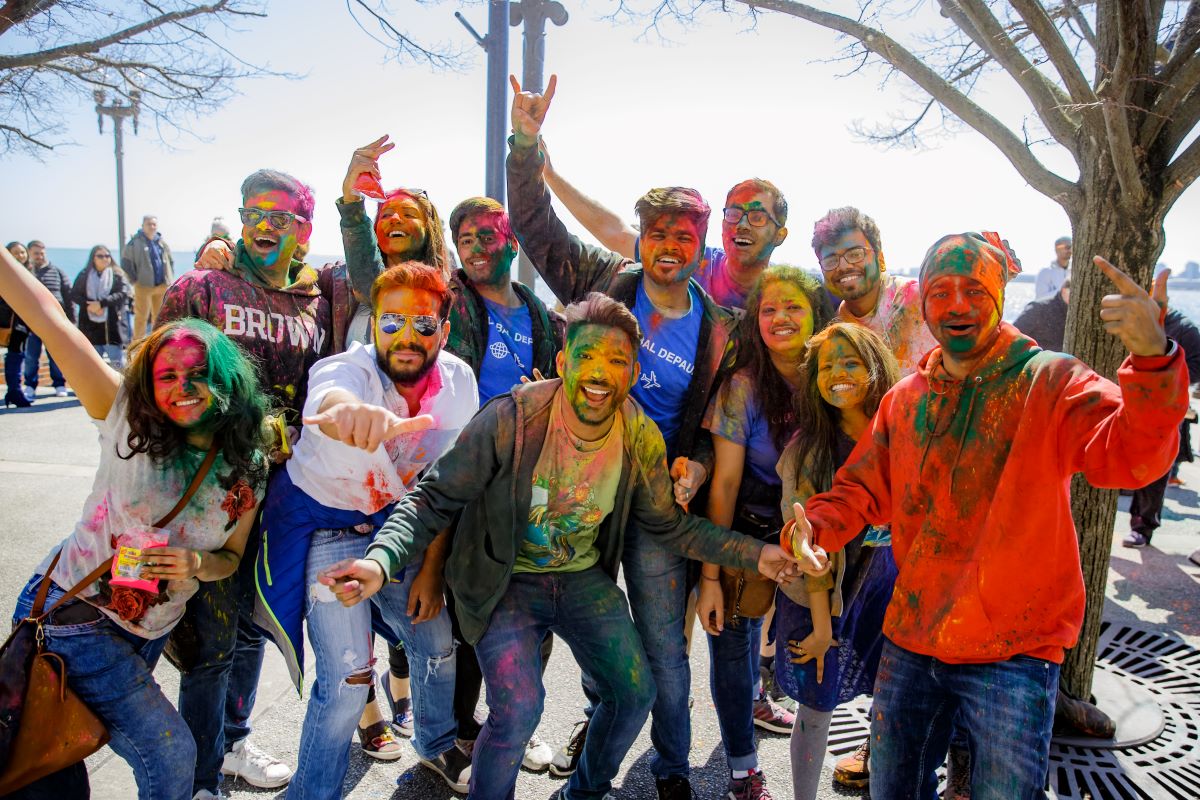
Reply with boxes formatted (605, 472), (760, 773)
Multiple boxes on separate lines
(338, 135), (396, 303)
(507, 75), (630, 304)
(0, 246), (119, 418)
(541, 141), (638, 259)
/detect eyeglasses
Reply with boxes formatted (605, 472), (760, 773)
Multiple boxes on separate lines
(238, 207), (308, 231)
(377, 313), (442, 337)
(722, 207), (781, 228)
(820, 246), (874, 273)
(95, 253), (112, 260)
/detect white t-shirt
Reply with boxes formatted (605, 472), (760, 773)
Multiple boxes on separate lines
(39, 386), (264, 639)
(287, 341), (479, 514)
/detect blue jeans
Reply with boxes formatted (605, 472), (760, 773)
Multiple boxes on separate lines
(473, 569), (655, 800)
(707, 615), (764, 772)
(176, 533), (266, 794)
(870, 639), (1058, 800)
(94, 343), (125, 369)
(11, 576), (195, 800)
(23, 330), (64, 389)
(287, 530), (458, 799)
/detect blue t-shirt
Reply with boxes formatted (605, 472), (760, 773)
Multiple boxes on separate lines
(631, 282), (702, 456)
(702, 369), (783, 516)
(478, 297), (535, 403)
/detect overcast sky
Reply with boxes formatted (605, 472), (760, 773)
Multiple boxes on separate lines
(3, 0), (1198, 276)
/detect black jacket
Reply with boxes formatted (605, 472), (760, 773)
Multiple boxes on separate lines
(71, 267), (132, 347)
(1012, 292), (1068, 353)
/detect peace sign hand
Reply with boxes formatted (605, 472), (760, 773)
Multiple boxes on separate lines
(510, 74), (557, 148)
(1096, 256), (1169, 357)
(342, 134), (395, 201)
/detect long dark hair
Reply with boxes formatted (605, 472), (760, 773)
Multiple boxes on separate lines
(723, 265), (829, 451)
(120, 319), (271, 490)
(790, 322), (899, 493)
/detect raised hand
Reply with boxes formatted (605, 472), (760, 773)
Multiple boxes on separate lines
(342, 134), (395, 201)
(519, 367), (548, 384)
(510, 74), (557, 148)
(318, 558), (386, 607)
(670, 457), (707, 512)
(303, 402), (434, 452)
(788, 502), (830, 576)
(1096, 256), (1169, 357)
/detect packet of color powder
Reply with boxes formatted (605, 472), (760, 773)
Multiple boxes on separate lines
(110, 525), (169, 590)
(353, 172), (386, 200)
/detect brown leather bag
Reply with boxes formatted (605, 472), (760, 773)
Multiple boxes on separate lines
(718, 506), (780, 623)
(0, 445), (218, 793)
(0, 555), (112, 794)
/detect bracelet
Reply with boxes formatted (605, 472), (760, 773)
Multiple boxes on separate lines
(701, 574), (720, 582)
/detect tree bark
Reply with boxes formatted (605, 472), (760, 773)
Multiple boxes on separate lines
(1060, 151), (1167, 700)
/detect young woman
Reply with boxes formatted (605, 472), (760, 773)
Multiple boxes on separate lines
(774, 322), (900, 800)
(70, 245), (132, 368)
(699, 266), (829, 800)
(2, 241), (32, 407)
(0, 244), (270, 800)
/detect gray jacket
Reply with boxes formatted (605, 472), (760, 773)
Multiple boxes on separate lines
(121, 231), (174, 288)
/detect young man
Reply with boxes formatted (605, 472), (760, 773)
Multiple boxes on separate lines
(320, 293), (805, 800)
(255, 261), (478, 796)
(812, 206), (938, 378)
(158, 169), (332, 796)
(506, 76), (742, 798)
(21, 240), (74, 399)
(122, 214), (174, 336)
(1035, 235), (1072, 299)
(789, 233), (1187, 798)
(540, 155), (788, 310)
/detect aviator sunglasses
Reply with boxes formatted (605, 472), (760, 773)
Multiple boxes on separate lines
(377, 313), (442, 337)
(238, 207), (309, 231)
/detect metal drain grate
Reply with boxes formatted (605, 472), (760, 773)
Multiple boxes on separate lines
(825, 623), (1200, 799)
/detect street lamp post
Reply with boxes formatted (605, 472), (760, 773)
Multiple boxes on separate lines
(94, 89), (141, 251)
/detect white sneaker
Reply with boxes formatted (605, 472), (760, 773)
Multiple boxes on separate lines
(193, 791), (225, 800)
(54, 386), (68, 397)
(220, 738), (293, 789)
(522, 733), (553, 771)
(21, 386), (34, 401)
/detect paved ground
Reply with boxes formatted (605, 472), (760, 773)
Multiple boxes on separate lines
(1, 390), (1197, 799)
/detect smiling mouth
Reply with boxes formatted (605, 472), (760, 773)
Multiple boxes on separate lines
(829, 383), (856, 393)
(770, 326), (798, 336)
(387, 230), (409, 239)
(174, 398), (202, 408)
(582, 385), (612, 403)
(468, 257), (489, 269)
(733, 236), (754, 247)
(655, 257), (681, 267)
(253, 235), (278, 249)
(945, 322), (976, 334)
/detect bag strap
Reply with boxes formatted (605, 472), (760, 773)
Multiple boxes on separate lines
(33, 444), (220, 620)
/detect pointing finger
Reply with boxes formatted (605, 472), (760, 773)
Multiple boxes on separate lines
(386, 413), (436, 439)
(1094, 256), (1142, 296)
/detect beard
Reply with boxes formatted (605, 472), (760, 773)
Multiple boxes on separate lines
(377, 343), (438, 386)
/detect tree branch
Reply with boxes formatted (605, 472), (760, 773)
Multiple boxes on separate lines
(1163, 127), (1200, 206)
(0, 2), (243, 70)
(1096, 0), (1148, 208)
(1062, 0), (1098, 49)
(1144, 54), (1200, 147)
(1010, 0), (1098, 109)
(740, 0), (1080, 206)
(1165, 86), (1200, 155)
(938, 0), (1081, 151)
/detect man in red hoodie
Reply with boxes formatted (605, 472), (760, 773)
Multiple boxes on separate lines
(788, 232), (1186, 799)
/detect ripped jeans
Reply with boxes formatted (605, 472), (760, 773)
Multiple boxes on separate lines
(287, 529), (458, 800)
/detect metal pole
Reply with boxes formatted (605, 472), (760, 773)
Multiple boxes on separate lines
(113, 116), (126, 250)
(484, 0), (510, 203)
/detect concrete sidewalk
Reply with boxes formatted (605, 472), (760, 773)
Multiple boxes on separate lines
(1, 395), (1197, 799)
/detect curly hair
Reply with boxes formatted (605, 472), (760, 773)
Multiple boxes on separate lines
(723, 266), (829, 451)
(374, 188), (451, 280)
(790, 322), (899, 493)
(811, 206), (884, 264)
(562, 292), (643, 353)
(120, 319), (271, 491)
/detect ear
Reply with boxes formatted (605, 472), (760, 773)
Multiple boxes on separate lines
(630, 359), (641, 388)
(441, 318), (451, 340)
(555, 348), (565, 376)
(773, 226), (788, 247)
(877, 251), (887, 274)
(296, 220), (314, 245)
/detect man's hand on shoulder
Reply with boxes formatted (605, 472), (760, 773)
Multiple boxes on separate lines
(195, 239), (234, 272)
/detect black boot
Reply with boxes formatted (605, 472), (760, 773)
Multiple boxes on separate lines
(4, 389), (31, 408)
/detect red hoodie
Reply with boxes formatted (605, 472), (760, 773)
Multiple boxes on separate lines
(805, 323), (1188, 664)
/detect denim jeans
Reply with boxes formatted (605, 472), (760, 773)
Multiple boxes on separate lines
(10, 576), (195, 800)
(870, 639), (1058, 800)
(474, 569), (655, 800)
(707, 615), (764, 772)
(176, 533), (266, 794)
(369, 544), (459, 761)
(23, 330), (64, 389)
(94, 343), (125, 369)
(287, 529), (458, 799)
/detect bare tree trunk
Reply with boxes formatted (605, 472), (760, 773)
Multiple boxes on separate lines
(1060, 158), (1167, 700)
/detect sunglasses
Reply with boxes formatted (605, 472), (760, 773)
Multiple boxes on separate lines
(722, 207), (781, 228)
(377, 313), (442, 337)
(820, 246), (874, 273)
(238, 207), (308, 231)
(95, 253), (112, 260)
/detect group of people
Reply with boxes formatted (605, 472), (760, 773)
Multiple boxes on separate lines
(1, 216), (174, 406)
(0, 73), (1189, 800)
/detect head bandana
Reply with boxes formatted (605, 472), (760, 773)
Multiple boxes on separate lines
(919, 231), (1023, 315)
